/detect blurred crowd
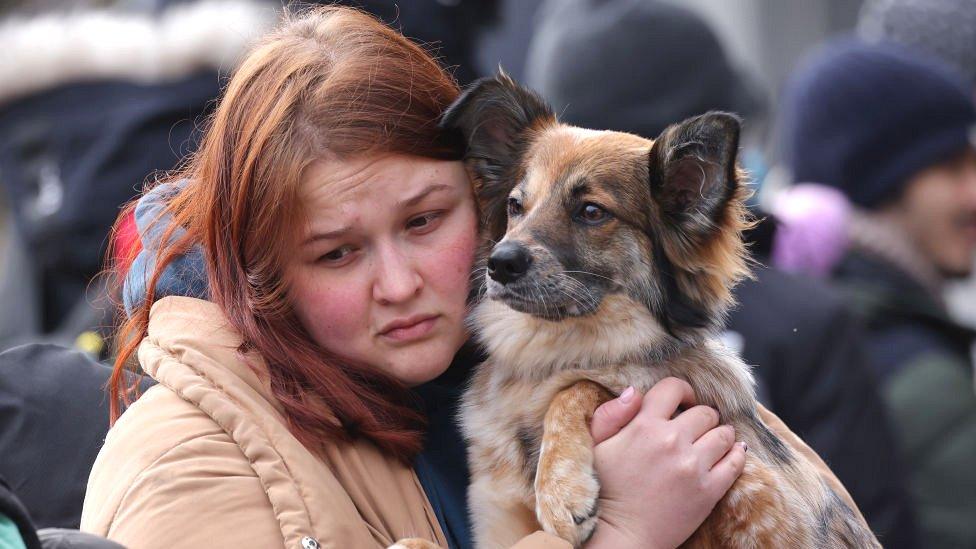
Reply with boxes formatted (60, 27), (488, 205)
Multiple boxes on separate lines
(0, 0), (974, 548)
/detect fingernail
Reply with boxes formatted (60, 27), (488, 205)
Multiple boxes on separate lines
(738, 441), (749, 452)
(619, 386), (635, 403)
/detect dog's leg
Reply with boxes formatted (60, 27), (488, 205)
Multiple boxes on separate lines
(470, 474), (539, 549)
(534, 380), (614, 548)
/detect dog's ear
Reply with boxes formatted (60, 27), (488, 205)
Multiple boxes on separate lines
(649, 112), (741, 238)
(441, 72), (556, 238)
(646, 113), (750, 335)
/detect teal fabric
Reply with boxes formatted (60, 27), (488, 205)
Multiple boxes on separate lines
(884, 352), (976, 549)
(0, 514), (27, 549)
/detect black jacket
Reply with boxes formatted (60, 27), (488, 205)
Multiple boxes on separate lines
(727, 263), (917, 548)
(0, 344), (154, 530)
(0, 476), (41, 549)
(0, 475), (125, 549)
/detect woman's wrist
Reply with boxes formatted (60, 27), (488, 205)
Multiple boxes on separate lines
(584, 518), (667, 549)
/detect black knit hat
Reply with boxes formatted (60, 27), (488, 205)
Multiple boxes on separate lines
(524, 0), (762, 138)
(781, 38), (976, 208)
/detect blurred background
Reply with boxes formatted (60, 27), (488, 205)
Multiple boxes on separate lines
(0, 1), (973, 548)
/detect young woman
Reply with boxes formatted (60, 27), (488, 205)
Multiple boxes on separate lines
(81, 7), (857, 549)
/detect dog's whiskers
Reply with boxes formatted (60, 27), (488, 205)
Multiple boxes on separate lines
(555, 285), (589, 312)
(534, 278), (557, 318)
(552, 274), (600, 314)
(556, 274), (599, 305)
(561, 270), (622, 287)
(557, 282), (595, 310)
(467, 262), (490, 302)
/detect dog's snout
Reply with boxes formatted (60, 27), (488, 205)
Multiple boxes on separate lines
(487, 242), (532, 284)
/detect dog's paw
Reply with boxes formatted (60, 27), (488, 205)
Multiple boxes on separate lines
(534, 454), (600, 547)
(387, 539), (442, 549)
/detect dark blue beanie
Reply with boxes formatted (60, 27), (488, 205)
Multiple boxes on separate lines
(782, 38), (976, 208)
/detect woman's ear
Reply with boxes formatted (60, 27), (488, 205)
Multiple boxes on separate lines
(440, 72), (556, 239)
(649, 111), (741, 239)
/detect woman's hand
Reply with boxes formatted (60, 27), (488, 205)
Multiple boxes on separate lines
(584, 378), (747, 549)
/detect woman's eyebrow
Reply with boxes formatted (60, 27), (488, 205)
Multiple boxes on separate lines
(304, 226), (351, 245)
(397, 183), (453, 208)
(303, 183), (453, 245)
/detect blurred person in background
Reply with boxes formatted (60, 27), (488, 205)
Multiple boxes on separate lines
(780, 38), (976, 549)
(524, 1), (916, 546)
(858, 0), (976, 330)
(0, 0), (276, 355)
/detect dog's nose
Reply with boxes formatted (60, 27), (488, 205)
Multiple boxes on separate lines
(487, 241), (532, 284)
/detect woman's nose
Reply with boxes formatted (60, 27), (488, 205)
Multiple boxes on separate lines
(372, 242), (424, 305)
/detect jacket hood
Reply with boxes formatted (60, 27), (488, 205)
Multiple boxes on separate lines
(142, 295), (280, 414)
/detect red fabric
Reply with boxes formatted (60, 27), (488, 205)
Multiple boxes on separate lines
(113, 210), (141, 273)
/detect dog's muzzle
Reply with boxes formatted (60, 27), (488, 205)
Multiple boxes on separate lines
(487, 241), (533, 284)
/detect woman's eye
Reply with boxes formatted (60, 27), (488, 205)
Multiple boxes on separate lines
(576, 203), (611, 225)
(507, 196), (523, 217)
(406, 212), (443, 232)
(318, 245), (355, 264)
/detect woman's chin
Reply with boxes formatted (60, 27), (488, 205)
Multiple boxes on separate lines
(385, 339), (462, 387)
(398, 362), (452, 387)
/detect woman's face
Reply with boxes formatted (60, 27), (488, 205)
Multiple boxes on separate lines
(287, 153), (478, 386)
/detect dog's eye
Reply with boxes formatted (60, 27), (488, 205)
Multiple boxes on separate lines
(576, 203), (610, 225)
(507, 196), (524, 217)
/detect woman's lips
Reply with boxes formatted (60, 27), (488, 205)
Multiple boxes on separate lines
(379, 315), (440, 343)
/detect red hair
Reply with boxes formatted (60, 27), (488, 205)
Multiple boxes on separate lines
(108, 6), (464, 460)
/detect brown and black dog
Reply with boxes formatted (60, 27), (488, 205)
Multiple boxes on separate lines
(394, 74), (880, 549)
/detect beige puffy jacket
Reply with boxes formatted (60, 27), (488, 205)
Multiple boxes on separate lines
(80, 297), (567, 549)
(80, 296), (860, 549)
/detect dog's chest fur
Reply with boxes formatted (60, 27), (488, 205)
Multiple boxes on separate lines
(458, 293), (881, 548)
(460, 295), (763, 498)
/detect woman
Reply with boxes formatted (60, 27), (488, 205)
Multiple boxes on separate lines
(81, 7), (858, 549)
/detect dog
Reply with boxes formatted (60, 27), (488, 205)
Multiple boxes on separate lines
(392, 74), (880, 549)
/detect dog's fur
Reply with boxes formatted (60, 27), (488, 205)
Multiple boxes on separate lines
(429, 74), (881, 549)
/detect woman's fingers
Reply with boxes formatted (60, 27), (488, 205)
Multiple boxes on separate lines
(643, 377), (697, 418)
(673, 405), (721, 442)
(692, 424), (736, 467)
(706, 441), (748, 498)
(591, 386), (642, 444)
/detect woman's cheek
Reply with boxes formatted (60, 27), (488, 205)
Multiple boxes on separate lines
(295, 278), (369, 348)
(432, 215), (478, 292)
